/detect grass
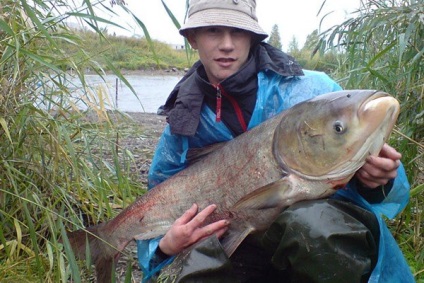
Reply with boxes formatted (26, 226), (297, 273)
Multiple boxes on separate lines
(60, 29), (198, 72)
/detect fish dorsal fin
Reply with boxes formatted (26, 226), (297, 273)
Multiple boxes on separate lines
(234, 178), (293, 210)
(186, 142), (227, 164)
(220, 220), (255, 257)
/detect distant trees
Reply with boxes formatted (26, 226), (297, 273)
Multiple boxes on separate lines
(267, 24), (282, 50)
(302, 29), (319, 52)
(286, 29), (340, 75)
(287, 36), (300, 55)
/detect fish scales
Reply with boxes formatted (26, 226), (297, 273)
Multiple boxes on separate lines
(132, 114), (283, 235)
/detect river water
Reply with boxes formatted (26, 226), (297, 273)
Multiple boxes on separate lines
(75, 74), (183, 113)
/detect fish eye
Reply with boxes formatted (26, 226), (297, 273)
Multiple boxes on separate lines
(333, 121), (346, 134)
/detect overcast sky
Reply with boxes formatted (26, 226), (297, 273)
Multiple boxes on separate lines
(95, 0), (360, 51)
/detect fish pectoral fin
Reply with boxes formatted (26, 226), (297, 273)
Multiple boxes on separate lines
(221, 221), (254, 257)
(234, 179), (292, 210)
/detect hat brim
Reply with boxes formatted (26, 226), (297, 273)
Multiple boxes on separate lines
(179, 9), (268, 41)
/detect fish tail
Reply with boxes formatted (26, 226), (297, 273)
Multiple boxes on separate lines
(67, 224), (118, 283)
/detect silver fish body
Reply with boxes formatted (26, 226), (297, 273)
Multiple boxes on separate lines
(67, 90), (400, 282)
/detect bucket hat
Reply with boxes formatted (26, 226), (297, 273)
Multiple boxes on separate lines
(179, 0), (268, 41)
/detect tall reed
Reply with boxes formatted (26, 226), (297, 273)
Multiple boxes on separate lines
(0, 0), (139, 281)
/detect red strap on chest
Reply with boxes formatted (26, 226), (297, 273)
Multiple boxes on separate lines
(215, 85), (247, 133)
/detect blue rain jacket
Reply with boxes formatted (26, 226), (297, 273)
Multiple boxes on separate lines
(137, 69), (413, 282)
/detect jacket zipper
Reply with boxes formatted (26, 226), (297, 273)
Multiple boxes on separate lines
(216, 85), (222, 122)
(215, 84), (248, 133)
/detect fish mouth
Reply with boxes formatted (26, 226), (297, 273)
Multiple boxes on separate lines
(359, 91), (399, 117)
(346, 91), (400, 169)
(357, 91), (400, 153)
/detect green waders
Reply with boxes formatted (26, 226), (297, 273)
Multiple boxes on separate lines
(156, 199), (379, 283)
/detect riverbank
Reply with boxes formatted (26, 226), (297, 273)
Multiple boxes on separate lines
(99, 111), (167, 186)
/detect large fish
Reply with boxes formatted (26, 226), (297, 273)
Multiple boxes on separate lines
(66, 90), (400, 282)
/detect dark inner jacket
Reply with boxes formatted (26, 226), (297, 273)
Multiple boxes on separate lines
(158, 42), (392, 203)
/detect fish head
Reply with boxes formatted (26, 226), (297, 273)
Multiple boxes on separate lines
(273, 90), (400, 183)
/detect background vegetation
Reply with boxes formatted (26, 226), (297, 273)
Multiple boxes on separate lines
(0, 0), (422, 282)
(62, 29), (197, 72)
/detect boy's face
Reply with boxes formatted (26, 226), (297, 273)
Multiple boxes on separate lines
(187, 26), (253, 85)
